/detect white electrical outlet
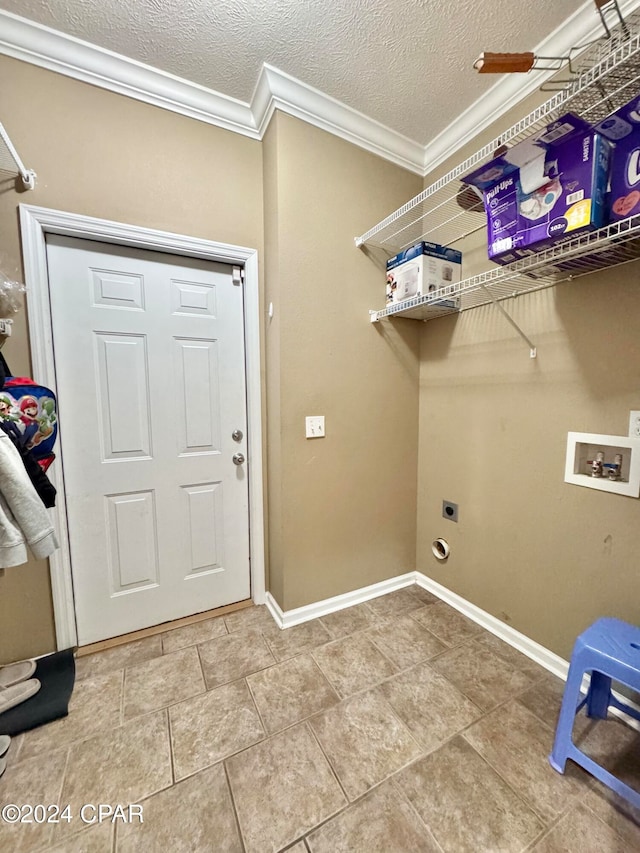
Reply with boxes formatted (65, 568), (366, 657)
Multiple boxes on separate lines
(305, 416), (325, 438)
(629, 411), (640, 438)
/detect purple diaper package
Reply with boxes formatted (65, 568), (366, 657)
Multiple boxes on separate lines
(462, 114), (611, 263)
(595, 95), (640, 222)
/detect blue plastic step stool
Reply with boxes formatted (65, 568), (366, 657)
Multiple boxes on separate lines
(549, 617), (640, 810)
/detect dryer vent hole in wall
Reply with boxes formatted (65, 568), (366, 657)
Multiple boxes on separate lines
(432, 538), (450, 560)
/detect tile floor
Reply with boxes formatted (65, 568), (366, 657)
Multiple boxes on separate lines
(2, 586), (640, 852)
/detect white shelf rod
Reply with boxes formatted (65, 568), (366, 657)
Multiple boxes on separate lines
(0, 123), (36, 190)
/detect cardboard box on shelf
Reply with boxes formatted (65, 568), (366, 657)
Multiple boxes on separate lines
(386, 242), (462, 308)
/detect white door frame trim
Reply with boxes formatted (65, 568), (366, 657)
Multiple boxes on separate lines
(19, 204), (266, 650)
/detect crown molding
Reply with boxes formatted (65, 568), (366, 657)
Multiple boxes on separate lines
(251, 64), (425, 174)
(0, 10), (259, 138)
(2, 3), (640, 178)
(422, 0), (640, 175)
(0, 10), (424, 173)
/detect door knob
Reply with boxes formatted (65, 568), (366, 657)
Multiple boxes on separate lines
(232, 429), (243, 442)
(232, 453), (245, 466)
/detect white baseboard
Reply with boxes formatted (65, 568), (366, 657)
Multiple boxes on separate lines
(264, 592), (284, 628)
(265, 570), (640, 731)
(265, 570), (566, 675)
(412, 572), (570, 680)
(265, 572), (416, 630)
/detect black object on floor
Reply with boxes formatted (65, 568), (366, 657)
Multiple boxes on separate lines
(0, 649), (75, 736)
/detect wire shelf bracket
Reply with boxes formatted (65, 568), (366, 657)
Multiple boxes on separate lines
(0, 122), (36, 190)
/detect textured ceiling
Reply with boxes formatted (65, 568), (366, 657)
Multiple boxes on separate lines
(2, 0), (584, 144)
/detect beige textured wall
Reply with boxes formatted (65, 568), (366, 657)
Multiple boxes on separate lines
(7, 46), (620, 664)
(0, 56), (264, 662)
(417, 97), (640, 660)
(0, 56), (421, 656)
(264, 113), (422, 610)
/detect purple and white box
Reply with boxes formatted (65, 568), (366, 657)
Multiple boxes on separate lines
(595, 95), (640, 222)
(462, 114), (611, 262)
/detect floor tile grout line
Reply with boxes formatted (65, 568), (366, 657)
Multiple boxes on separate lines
(285, 719), (431, 846)
(75, 635), (165, 678)
(303, 719), (351, 805)
(308, 660), (348, 704)
(388, 776), (447, 853)
(308, 641), (396, 701)
(296, 649), (476, 710)
(582, 798), (636, 849)
(242, 675), (271, 739)
(161, 631), (229, 657)
(48, 740), (73, 850)
(109, 759), (193, 851)
(194, 642), (208, 695)
(294, 745), (448, 850)
(317, 601), (379, 639)
(407, 597), (487, 629)
(17, 702), (195, 778)
(119, 665), (126, 727)
(166, 703), (177, 786)
(266, 625), (334, 664)
(168, 697), (268, 784)
(365, 627), (441, 673)
(459, 729), (566, 829)
(250, 670), (340, 738)
(358, 630), (405, 673)
(305, 696), (432, 805)
(10, 732), (24, 766)
(300, 775), (400, 847)
(122, 685), (208, 725)
(425, 643), (548, 717)
(16, 669), (127, 765)
(520, 808), (571, 852)
(377, 689), (488, 757)
(455, 690), (611, 818)
(457, 666), (563, 733)
(195, 627), (278, 692)
(78, 609), (261, 677)
(222, 758), (248, 853)
(370, 688), (429, 755)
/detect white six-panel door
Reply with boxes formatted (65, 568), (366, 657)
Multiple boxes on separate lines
(45, 235), (251, 644)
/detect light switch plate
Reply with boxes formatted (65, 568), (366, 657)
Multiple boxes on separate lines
(305, 416), (325, 438)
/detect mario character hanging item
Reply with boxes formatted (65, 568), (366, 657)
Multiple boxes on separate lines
(0, 378), (58, 470)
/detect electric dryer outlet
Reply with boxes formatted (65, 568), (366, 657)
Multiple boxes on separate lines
(442, 501), (459, 522)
